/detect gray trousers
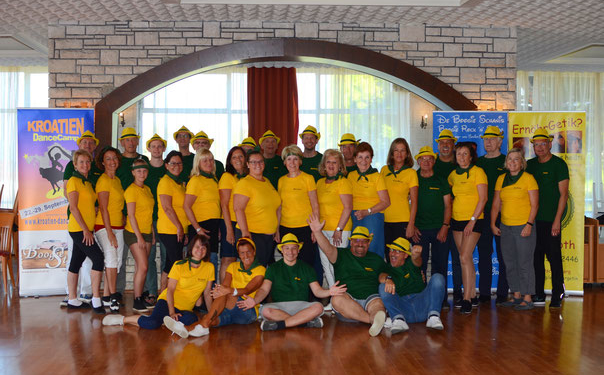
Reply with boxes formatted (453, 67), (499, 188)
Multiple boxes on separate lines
(500, 223), (536, 296)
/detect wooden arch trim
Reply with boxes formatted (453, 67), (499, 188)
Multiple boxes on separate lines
(94, 38), (476, 145)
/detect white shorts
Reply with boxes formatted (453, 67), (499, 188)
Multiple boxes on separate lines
(94, 228), (125, 269)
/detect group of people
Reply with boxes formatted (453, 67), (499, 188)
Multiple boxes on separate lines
(63, 122), (569, 337)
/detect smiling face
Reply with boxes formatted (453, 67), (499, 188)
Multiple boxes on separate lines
(350, 238), (370, 258)
(237, 243), (256, 268)
(325, 155), (340, 177)
(281, 244), (300, 264)
(437, 139), (454, 158)
(533, 140), (552, 159)
(418, 155), (435, 173)
(102, 150), (119, 173)
(190, 239), (208, 261)
(391, 142), (408, 167)
(120, 137), (139, 155)
(301, 134), (318, 152)
(199, 155), (215, 174)
(261, 137), (278, 156)
(193, 138), (211, 151)
(483, 137), (502, 154)
(389, 249), (408, 268)
(284, 155), (301, 174)
(505, 151), (524, 174)
(74, 154), (91, 176)
(165, 155), (183, 176)
(455, 146), (471, 169)
(147, 140), (165, 159)
(230, 149), (245, 173)
(175, 132), (191, 148)
(355, 151), (372, 173)
(78, 138), (96, 154)
(132, 166), (149, 184)
(340, 144), (355, 161)
(247, 153), (265, 178)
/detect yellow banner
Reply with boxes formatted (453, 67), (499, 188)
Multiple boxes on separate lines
(508, 111), (585, 293)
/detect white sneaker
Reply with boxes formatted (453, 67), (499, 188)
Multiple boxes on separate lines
(102, 314), (125, 326)
(391, 318), (409, 334)
(188, 325), (209, 337)
(163, 316), (189, 338)
(323, 303), (333, 312)
(369, 311), (386, 337)
(426, 315), (444, 330)
(383, 317), (392, 329)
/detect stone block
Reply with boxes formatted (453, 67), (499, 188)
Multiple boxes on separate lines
(295, 23), (319, 38)
(60, 50), (99, 59)
(471, 38), (493, 44)
(493, 39), (516, 53)
(77, 59), (100, 65)
(496, 68), (516, 79)
(374, 32), (398, 41)
(183, 32), (203, 38)
(426, 36), (454, 43)
(443, 44), (462, 57)
(233, 33), (258, 41)
(114, 75), (137, 87)
(49, 87), (71, 98)
(49, 59), (76, 73)
(454, 37), (471, 43)
(480, 58), (505, 67)
(263, 22), (293, 29)
(176, 46), (195, 55)
(86, 25), (115, 35)
(240, 20), (263, 29)
(441, 28), (462, 37)
(160, 38), (186, 46)
(257, 32), (275, 38)
(135, 32), (159, 46)
(481, 92), (496, 100)
(418, 43), (443, 52)
(408, 51), (439, 57)
(319, 31), (337, 39)
(129, 21), (149, 28)
(106, 35), (127, 45)
(175, 21), (203, 29)
(133, 66), (152, 75)
(463, 44), (487, 52)
(275, 29), (295, 38)
(410, 59), (424, 67)
(422, 67), (442, 75)
(319, 23), (343, 31)
(338, 31), (364, 45)
(508, 79), (516, 91)
(204, 22), (221, 37)
(48, 25), (65, 39)
(100, 50), (119, 65)
(212, 39), (232, 46)
(56, 74), (80, 83)
(105, 66), (132, 75)
(382, 50), (407, 60)
(463, 28), (485, 37)
(149, 21), (174, 28)
(66, 26), (86, 35)
(487, 78), (507, 84)
(480, 84), (508, 92)
(120, 50), (147, 58)
(194, 46), (210, 52)
(55, 39), (83, 49)
(119, 58), (137, 65)
(486, 68), (496, 78)
(506, 54), (517, 68)
(463, 53), (483, 58)
(460, 68), (486, 84)
(138, 58), (163, 66)
(485, 28), (510, 38)
(441, 67), (459, 76)
(439, 76), (459, 84)
(399, 25), (425, 42)
(464, 93), (481, 100)
(456, 58), (479, 67)
(424, 57), (455, 67)
(91, 75), (113, 83)
(393, 42), (417, 50)
(473, 100), (495, 109)
(425, 27), (440, 36)
(160, 32), (182, 38)
(453, 84), (480, 92)
(81, 65), (104, 74)
(72, 87), (101, 99)
(496, 91), (516, 110)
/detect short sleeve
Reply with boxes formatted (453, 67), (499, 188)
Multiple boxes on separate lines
(95, 175), (110, 193)
(441, 178), (452, 195)
(66, 177), (78, 194)
(265, 264), (275, 282)
(225, 261), (237, 277)
(157, 177), (170, 196)
(167, 262), (182, 281)
(376, 173), (387, 191)
(218, 173), (235, 190)
(206, 263), (216, 282)
(447, 171), (454, 186)
(304, 264), (318, 284)
(408, 170), (419, 188)
(494, 174), (505, 191)
(475, 167), (488, 185)
(185, 176), (201, 195)
(340, 178), (353, 195)
(527, 173), (539, 191)
(305, 173), (317, 192)
(556, 159), (570, 182)
(63, 162), (74, 180)
(124, 185), (136, 203)
(233, 178), (252, 198)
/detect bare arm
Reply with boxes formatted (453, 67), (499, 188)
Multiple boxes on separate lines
(166, 277), (180, 319)
(127, 201), (147, 249)
(410, 245), (422, 268)
(308, 190), (320, 217)
(310, 280), (347, 299)
(184, 194), (208, 235)
(373, 189), (391, 213)
(307, 213), (337, 263)
(233, 194), (251, 238)
(67, 190), (94, 246)
(490, 190), (502, 236)
(238, 279), (272, 310)
(203, 280), (213, 311)
(464, 184), (487, 237)
(437, 194), (452, 243)
(159, 194), (185, 242)
(552, 179), (569, 236)
(98, 190), (117, 248)
(522, 189), (539, 237)
(219, 189), (235, 245)
(406, 186), (418, 239)
(332, 193), (353, 246)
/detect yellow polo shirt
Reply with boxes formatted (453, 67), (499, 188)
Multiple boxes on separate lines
(233, 175), (281, 234)
(316, 177), (353, 231)
(218, 172), (241, 222)
(66, 177), (96, 232)
(447, 166), (488, 221)
(94, 174), (124, 227)
(157, 175), (190, 234)
(348, 170), (388, 211)
(186, 175), (221, 222)
(495, 172), (539, 226)
(380, 166), (418, 223)
(226, 261), (266, 315)
(158, 260), (215, 311)
(278, 172), (316, 228)
(124, 183), (155, 235)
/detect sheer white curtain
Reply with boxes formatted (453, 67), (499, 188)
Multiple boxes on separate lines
(517, 70), (604, 215)
(297, 66), (411, 170)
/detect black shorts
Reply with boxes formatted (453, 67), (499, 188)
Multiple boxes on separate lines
(124, 230), (152, 247)
(451, 219), (483, 233)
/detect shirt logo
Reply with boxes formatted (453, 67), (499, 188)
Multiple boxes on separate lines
(429, 187), (440, 190)
(543, 171), (549, 174)
(364, 267), (374, 272)
(294, 277), (301, 281)
(404, 273), (410, 279)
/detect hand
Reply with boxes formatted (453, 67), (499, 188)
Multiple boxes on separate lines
(176, 226), (185, 242)
(210, 284), (231, 299)
(437, 226), (448, 243)
(311, 232), (317, 243)
(226, 229), (235, 245)
(236, 295), (256, 311)
(169, 312), (182, 321)
(383, 279), (396, 295)
(273, 231), (280, 243)
(332, 230), (343, 246)
(108, 230), (118, 248)
(463, 220), (476, 237)
(405, 224), (416, 240)
(353, 209), (369, 221)
(136, 235), (146, 250)
(412, 227), (421, 244)
(329, 280), (347, 296)
(491, 225), (501, 236)
(411, 245), (422, 258)
(83, 230), (95, 246)
(242, 230), (251, 239)
(306, 213), (325, 233)
(551, 219), (561, 237)
(521, 224), (532, 237)
(196, 226), (210, 236)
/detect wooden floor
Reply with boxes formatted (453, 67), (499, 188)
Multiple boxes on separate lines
(1, 286), (604, 375)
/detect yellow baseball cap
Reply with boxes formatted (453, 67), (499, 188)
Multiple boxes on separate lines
(146, 133), (167, 149)
(191, 130), (214, 146)
(173, 125), (194, 141)
(435, 129), (458, 143)
(481, 126), (504, 139)
(299, 125), (321, 140)
(414, 145), (437, 160)
(276, 233), (303, 252)
(530, 127), (554, 143)
(386, 237), (412, 256)
(119, 127), (140, 140)
(238, 137), (257, 148)
(350, 226), (373, 242)
(77, 130), (99, 146)
(259, 130), (281, 145)
(338, 133), (359, 146)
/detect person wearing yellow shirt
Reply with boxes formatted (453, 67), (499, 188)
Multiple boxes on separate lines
(233, 150), (281, 266)
(491, 149), (539, 310)
(278, 145), (321, 281)
(94, 146), (125, 313)
(157, 150), (190, 292)
(316, 149), (352, 290)
(65, 150), (105, 314)
(124, 159), (155, 313)
(348, 142), (390, 258)
(218, 146), (247, 282)
(193, 238), (266, 334)
(184, 149), (222, 277)
(447, 142), (488, 314)
(380, 138), (418, 259)
(102, 234), (214, 339)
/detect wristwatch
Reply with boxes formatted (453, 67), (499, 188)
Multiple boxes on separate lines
(336, 227), (343, 232)
(232, 288), (238, 297)
(367, 208), (372, 215)
(470, 216), (476, 221)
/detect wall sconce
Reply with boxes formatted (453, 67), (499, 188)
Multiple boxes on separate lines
(420, 114), (428, 129)
(119, 112), (125, 127)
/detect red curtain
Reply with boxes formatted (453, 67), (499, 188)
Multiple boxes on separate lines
(247, 67), (299, 152)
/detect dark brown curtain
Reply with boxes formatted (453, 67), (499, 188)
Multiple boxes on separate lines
(247, 67), (299, 152)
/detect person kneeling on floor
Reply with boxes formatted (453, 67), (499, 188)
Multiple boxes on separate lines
(102, 234), (214, 338)
(379, 237), (446, 333)
(238, 233), (348, 331)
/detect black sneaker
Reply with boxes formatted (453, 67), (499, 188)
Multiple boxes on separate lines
(260, 320), (278, 331)
(533, 295), (546, 306)
(549, 299), (562, 309)
(471, 297), (479, 306)
(453, 297), (463, 309)
(102, 296), (111, 307)
(133, 297), (148, 313)
(67, 301), (91, 310)
(460, 300), (472, 314)
(114, 292), (123, 302)
(110, 295), (120, 313)
(478, 295), (491, 304)
(93, 305), (106, 314)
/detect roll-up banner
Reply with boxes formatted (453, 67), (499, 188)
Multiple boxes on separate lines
(17, 108), (94, 296)
(508, 111), (585, 295)
(432, 111), (508, 290)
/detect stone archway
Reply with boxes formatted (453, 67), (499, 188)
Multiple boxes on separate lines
(94, 38), (476, 144)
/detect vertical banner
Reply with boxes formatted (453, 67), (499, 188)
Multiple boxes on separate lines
(432, 111), (508, 290)
(17, 108), (94, 296)
(508, 111), (585, 294)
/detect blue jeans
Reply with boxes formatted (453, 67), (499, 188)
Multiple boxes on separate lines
(379, 273), (446, 323)
(217, 297), (257, 326)
(137, 299), (198, 330)
(351, 211), (385, 259)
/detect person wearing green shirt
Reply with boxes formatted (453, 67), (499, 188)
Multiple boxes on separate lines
(173, 125), (195, 181)
(378, 237), (445, 334)
(338, 132), (358, 174)
(259, 130), (287, 189)
(309, 215), (388, 337)
(433, 129), (463, 307)
(526, 127), (569, 309)
(299, 125), (323, 181)
(238, 233), (347, 331)
(191, 130), (225, 180)
(475, 126), (509, 305)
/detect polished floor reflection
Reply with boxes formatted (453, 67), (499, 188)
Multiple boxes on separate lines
(1, 287), (603, 375)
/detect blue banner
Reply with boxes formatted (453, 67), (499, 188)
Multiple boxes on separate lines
(432, 111), (508, 292)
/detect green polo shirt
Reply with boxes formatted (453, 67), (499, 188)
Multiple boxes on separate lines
(433, 156), (456, 181)
(301, 152), (323, 181)
(182, 153), (195, 182)
(388, 258), (425, 297)
(333, 247), (386, 300)
(144, 162), (166, 221)
(116, 154), (150, 191)
(416, 171), (451, 230)
(265, 259), (317, 302)
(476, 154), (506, 214)
(526, 154), (569, 222)
(345, 165), (358, 174)
(263, 155), (287, 189)
(63, 160), (102, 187)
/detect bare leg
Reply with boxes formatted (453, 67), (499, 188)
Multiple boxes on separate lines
(262, 303), (323, 327)
(331, 294), (371, 323)
(103, 272), (110, 297)
(90, 269), (102, 298)
(454, 231), (480, 300)
(67, 271), (79, 300)
(219, 257), (236, 283)
(365, 298), (386, 322)
(130, 243), (149, 298)
(200, 295), (227, 328)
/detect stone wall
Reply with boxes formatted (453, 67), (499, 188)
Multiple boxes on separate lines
(49, 21), (516, 110)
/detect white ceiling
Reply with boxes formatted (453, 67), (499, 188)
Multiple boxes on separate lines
(0, 0), (603, 71)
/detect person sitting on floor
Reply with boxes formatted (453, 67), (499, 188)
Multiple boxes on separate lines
(378, 237), (446, 333)
(101, 234), (214, 338)
(238, 233), (348, 331)
(308, 213), (388, 337)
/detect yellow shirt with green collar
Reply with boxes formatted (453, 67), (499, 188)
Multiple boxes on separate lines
(348, 169), (387, 211)
(447, 165), (488, 220)
(158, 260), (215, 311)
(380, 165), (418, 223)
(157, 175), (190, 234)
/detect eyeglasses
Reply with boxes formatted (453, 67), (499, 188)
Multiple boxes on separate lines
(248, 160), (264, 165)
(167, 162), (183, 166)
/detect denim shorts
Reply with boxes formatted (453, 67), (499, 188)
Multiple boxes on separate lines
(333, 293), (380, 323)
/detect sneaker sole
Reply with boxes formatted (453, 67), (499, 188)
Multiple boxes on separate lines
(163, 317), (189, 338)
(369, 311), (386, 337)
(133, 308), (149, 314)
(427, 324), (444, 330)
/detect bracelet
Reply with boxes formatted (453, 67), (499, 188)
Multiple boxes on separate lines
(367, 208), (372, 215)
(196, 227), (202, 233)
(443, 223), (450, 227)
(526, 222), (533, 226)
(232, 288), (238, 296)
